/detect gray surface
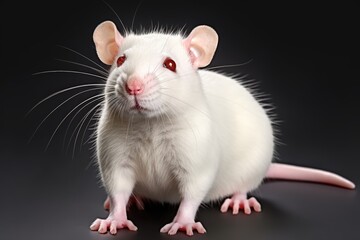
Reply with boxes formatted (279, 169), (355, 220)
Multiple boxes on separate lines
(2, 1), (359, 239)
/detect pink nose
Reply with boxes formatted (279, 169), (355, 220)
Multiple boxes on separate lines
(125, 77), (144, 95)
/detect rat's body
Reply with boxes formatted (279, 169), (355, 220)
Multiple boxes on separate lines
(98, 69), (273, 204)
(90, 21), (355, 235)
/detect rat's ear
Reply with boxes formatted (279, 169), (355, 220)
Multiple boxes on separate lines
(183, 25), (218, 68)
(93, 21), (123, 65)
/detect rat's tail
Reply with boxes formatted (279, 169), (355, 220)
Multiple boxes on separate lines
(266, 163), (356, 189)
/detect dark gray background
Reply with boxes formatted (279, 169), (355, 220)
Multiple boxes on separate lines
(1, 1), (359, 240)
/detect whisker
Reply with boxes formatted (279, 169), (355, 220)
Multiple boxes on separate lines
(26, 83), (106, 116)
(156, 70), (197, 85)
(45, 93), (106, 150)
(161, 103), (174, 127)
(63, 93), (112, 151)
(56, 45), (108, 72)
(55, 58), (108, 76)
(154, 100), (167, 133)
(32, 70), (107, 81)
(102, 0), (128, 34)
(205, 59), (253, 71)
(63, 91), (110, 148)
(29, 87), (104, 143)
(81, 103), (104, 146)
(106, 94), (119, 118)
(64, 95), (105, 150)
(70, 100), (105, 157)
(161, 92), (212, 122)
(131, 0), (143, 31)
(125, 113), (134, 146)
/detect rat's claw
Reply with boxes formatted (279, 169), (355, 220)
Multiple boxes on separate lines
(90, 219), (101, 231)
(110, 221), (118, 234)
(160, 221), (206, 236)
(220, 198), (232, 213)
(220, 193), (261, 215)
(160, 223), (173, 233)
(98, 219), (109, 234)
(168, 223), (181, 235)
(194, 222), (206, 234)
(90, 218), (138, 234)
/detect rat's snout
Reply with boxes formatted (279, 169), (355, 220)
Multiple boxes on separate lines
(125, 76), (144, 95)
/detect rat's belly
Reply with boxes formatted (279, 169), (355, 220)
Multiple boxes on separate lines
(130, 142), (182, 203)
(133, 181), (181, 203)
(132, 161), (182, 203)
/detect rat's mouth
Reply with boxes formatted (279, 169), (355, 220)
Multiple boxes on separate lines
(130, 98), (147, 112)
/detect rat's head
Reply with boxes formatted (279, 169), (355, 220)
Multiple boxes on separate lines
(93, 21), (218, 118)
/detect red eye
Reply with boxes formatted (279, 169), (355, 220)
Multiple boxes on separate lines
(117, 54), (126, 67)
(163, 57), (176, 72)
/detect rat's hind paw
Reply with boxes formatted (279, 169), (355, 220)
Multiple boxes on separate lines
(220, 192), (261, 215)
(160, 221), (206, 236)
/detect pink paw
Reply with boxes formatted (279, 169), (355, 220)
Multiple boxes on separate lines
(90, 217), (138, 235)
(160, 221), (206, 236)
(220, 193), (261, 215)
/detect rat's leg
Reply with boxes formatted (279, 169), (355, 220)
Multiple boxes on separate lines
(220, 192), (261, 215)
(104, 195), (144, 211)
(90, 168), (138, 234)
(160, 170), (215, 236)
(91, 193), (137, 234)
(160, 199), (206, 236)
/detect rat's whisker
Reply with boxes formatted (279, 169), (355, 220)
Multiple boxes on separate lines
(55, 58), (109, 76)
(131, 0), (143, 32)
(45, 93), (106, 151)
(161, 103), (174, 127)
(70, 100), (105, 157)
(156, 70), (197, 85)
(154, 101), (167, 132)
(102, 0), (128, 34)
(125, 113), (134, 147)
(64, 91), (112, 148)
(57, 45), (108, 72)
(106, 94), (119, 118)
(32, 70), (107, 81)
(160, 92), (212, 121)
(205, 59), (253, 71)
(29, 87), (105, 143)
(81, 103), (104, 146)
(27, 83), (106, 116)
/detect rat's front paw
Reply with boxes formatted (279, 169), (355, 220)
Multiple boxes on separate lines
(90, 217), (138, 235)
(160, 221), (206, 236)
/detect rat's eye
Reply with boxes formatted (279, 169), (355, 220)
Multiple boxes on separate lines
(163, 57), (176, 72)
(117, 54), (126, 67)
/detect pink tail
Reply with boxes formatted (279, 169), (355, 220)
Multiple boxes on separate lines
(266, 163), (355, 189)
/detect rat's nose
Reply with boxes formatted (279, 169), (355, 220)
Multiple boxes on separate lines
(125, 76), (144, 95)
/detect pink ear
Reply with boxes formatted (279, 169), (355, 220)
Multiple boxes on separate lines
(93, 21), (123, 65)
(183, 25), (218, 68)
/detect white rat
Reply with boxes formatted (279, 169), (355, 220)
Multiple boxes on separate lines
(89, 20), (355, 236)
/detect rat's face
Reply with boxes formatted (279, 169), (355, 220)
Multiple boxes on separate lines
(105, 33), (199, 118)
(93, 21), (218, 119)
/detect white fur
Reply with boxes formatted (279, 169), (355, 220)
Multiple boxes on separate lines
(96, 32), (274, 206)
